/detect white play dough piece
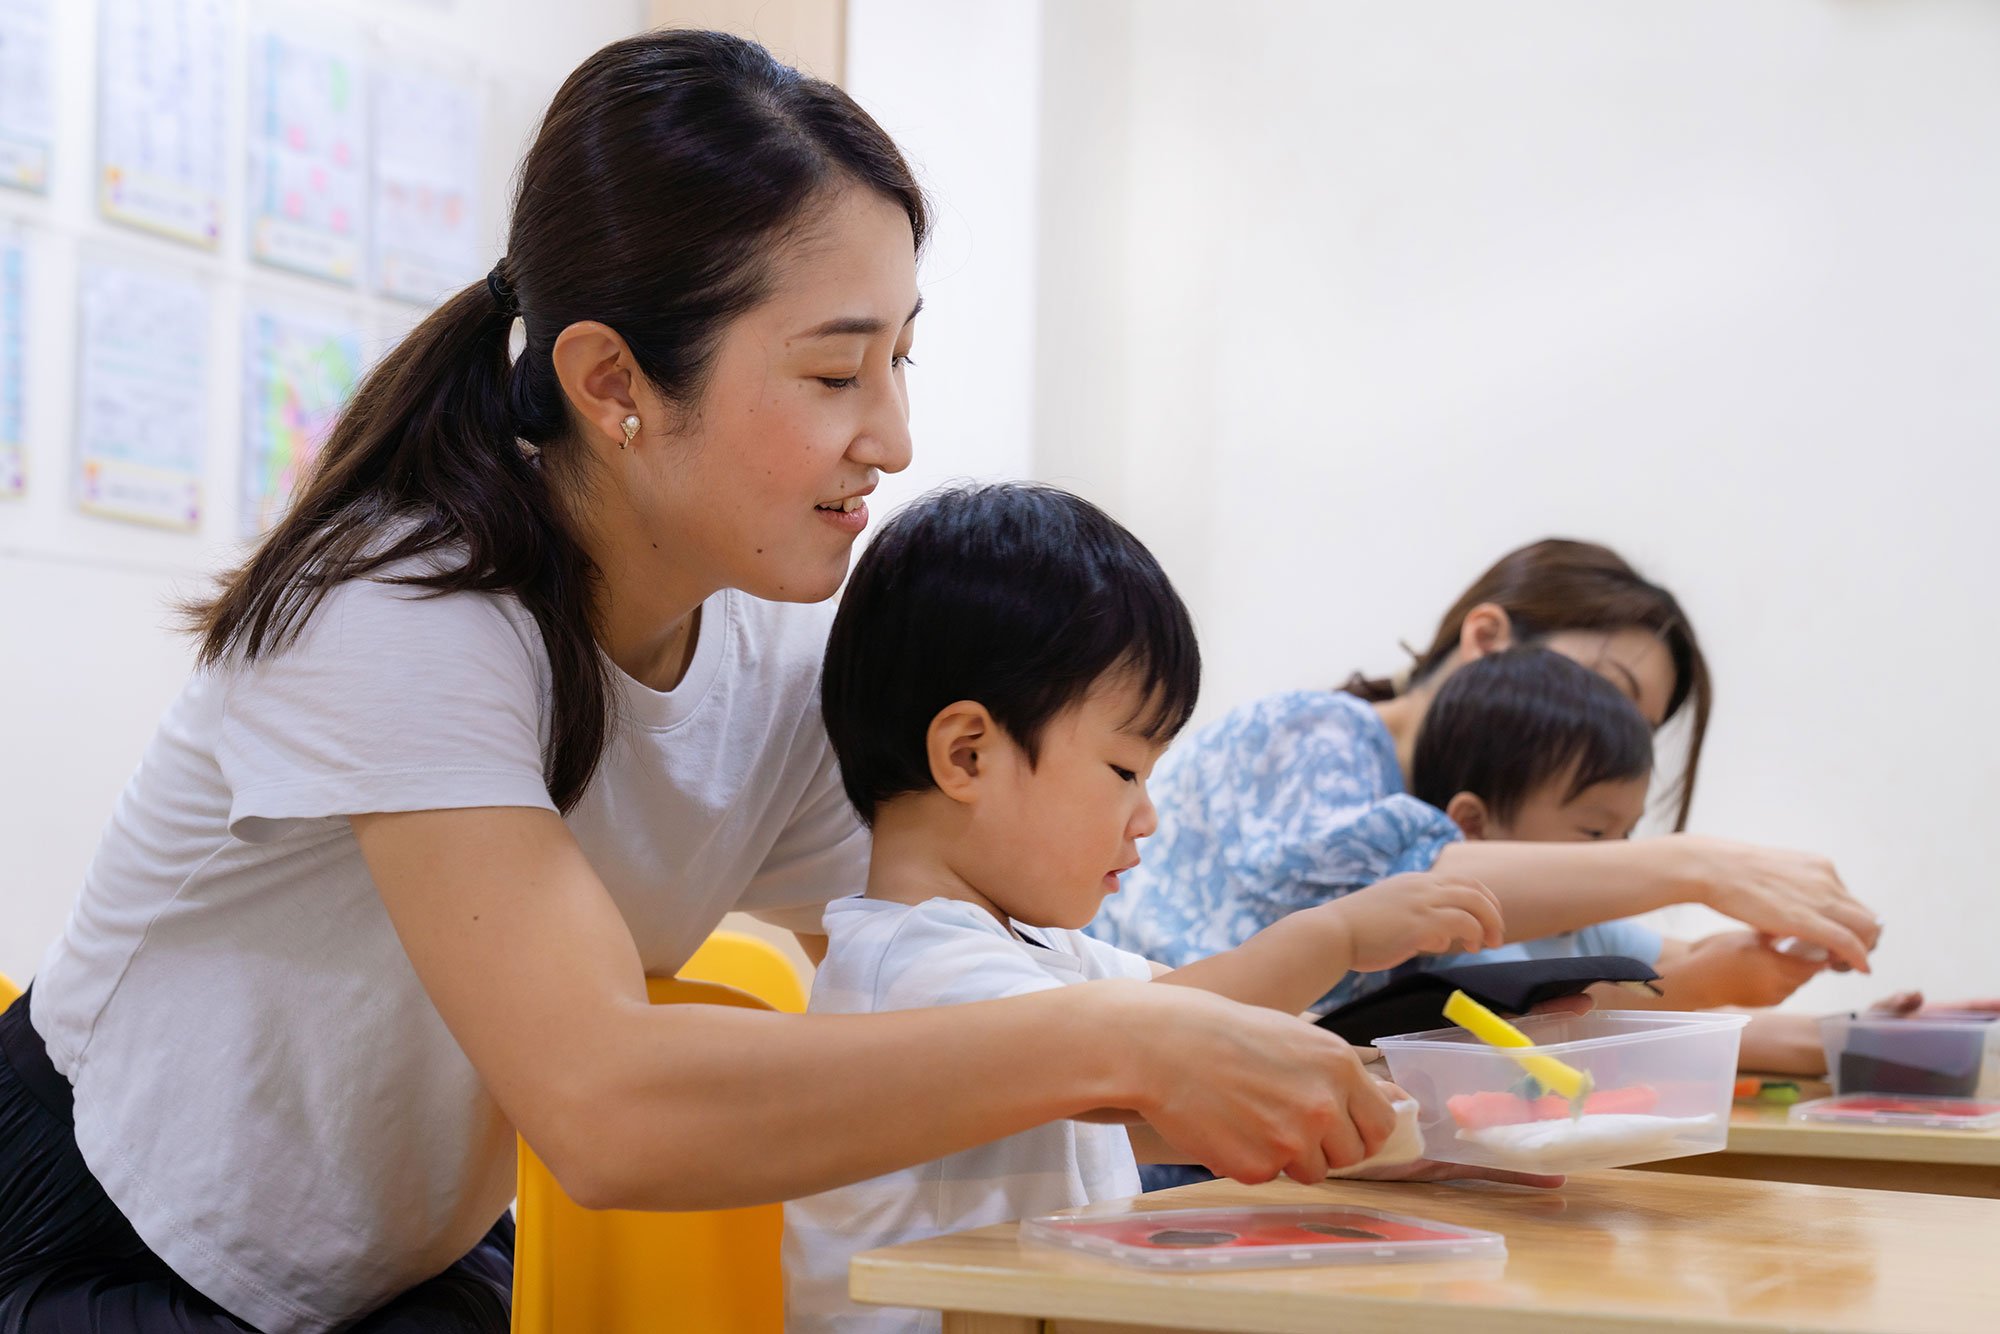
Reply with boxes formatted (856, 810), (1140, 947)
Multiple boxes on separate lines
(1326, 1098), (1424, 1176)
(1458, 1112), (1719, 1171)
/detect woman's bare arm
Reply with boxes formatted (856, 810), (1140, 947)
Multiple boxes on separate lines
(1432, 834), (1878, 970)
(351, 806), (1404, 1208)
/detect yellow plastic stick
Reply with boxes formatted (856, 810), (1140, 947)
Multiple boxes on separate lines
(1443, 990), (1594, 1106)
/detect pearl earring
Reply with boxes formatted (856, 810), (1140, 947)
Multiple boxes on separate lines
(619, 414), (640, 450)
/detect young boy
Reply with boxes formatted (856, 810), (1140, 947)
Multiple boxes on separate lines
(1409, 647), (1826, 1013)
(784, 484), (1505, 1334)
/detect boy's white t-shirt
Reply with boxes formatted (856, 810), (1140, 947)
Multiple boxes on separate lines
(29, 572), (867, 1334)
(783, 896), (1156, 1334)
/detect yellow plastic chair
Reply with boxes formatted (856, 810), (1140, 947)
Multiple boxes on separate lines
(512, 931), (806, 1334)
(0, 971), (20, 1010)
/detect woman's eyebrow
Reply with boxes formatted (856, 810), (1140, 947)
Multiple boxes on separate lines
(793, 296), (924, 340)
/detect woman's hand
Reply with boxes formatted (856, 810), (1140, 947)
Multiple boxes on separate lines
(1676, 836), (1880, 973)
(1869, 991), (2000, 1016)
(1657, 930), (1827, 1008)
(1109, 983), (1400, 1185)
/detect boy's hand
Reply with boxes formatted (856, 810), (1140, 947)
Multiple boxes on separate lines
(1669, 930), (1824, 1008)
(1325, 873), (1505, 974)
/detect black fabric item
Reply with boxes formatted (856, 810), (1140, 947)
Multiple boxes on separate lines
(0, 988), (513, 1333)
(1314, 955), (1661, 1047)
(1139, 1163), (1217, 1192)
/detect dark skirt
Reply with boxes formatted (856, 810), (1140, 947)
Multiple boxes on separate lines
(0, 987), (512, 1333)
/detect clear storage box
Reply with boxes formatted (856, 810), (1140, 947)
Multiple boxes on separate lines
(1373, 1010), (1747, 1172)
(1819, 1011), (2000, 1098)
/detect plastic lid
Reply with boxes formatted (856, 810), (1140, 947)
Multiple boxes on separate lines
(1373, 1008), (1748, 1054)
(1823, 1010), (2000, 1029)
(1789, 1094), (2000, 1130)
(1021, 1204), (1506, 1271)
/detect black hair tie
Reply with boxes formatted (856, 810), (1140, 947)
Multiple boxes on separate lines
(486, 261), (518, 314)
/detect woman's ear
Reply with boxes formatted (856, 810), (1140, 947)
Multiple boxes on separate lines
(927, 701), (998, 804)
(551, 320), (643, 451)
(1458, 603), (1514, 661)
(1445, 791), (1495, 839)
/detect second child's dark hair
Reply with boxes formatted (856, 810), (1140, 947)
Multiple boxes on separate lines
(182, 30), (927, 812)
(823, 484), (1201, 825)
(1410, 647), (1653, 823)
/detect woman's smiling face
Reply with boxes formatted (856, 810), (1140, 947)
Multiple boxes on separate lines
(628, 185), (922, 605)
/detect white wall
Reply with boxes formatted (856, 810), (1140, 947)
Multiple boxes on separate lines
(0, 0), (647, 983)
(843, 0), (1041, 512)
(1037, 0), (2000, 1008)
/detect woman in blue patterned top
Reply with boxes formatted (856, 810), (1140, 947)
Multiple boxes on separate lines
(1089, 539), (1881, 1010)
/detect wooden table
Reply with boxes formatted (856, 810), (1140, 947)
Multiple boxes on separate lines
(1629, 1103), (2000, 1198)
(851, 1170), (2000, 1333)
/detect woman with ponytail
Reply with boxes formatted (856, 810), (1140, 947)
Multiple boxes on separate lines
(0, 32), (1443, 1334)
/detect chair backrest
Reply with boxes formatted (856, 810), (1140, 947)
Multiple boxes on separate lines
(677, 930), (807, 1015)
(0, 971), (20, 1010)
(511, 931), (805, 1334)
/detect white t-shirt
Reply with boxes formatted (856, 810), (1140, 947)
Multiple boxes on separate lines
(30, 572), (867, 1334)
(783, 896), (1155, 1334)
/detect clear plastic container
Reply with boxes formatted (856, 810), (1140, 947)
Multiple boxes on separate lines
(1819, 1012), (2000, 1098)
(1373, 1010), (1748, 1172)
(1022, 1204), (1505, 1270)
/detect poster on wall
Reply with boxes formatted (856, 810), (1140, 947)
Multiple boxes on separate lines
(0, 0), (54, 193)
(96, 0), (231, 247)
(74, 256), (210, 529)
(240, 299), (363, 535)
(0, 227), (24, 495)
(247, 22), (365, 284)
(370, 58), (483, 302)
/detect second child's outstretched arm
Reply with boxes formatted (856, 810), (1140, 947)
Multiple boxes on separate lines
(1156, 873), (1503, 1014)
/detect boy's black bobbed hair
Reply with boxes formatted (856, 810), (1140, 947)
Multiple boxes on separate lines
(822, 483), (1201, 824)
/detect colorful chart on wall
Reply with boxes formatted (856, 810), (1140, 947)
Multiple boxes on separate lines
(74, 257), (210, 529)
(240, 301), (363, 535)
(370, 59), (483, 302)
(0, 0), (54, 194)
(247, 24), (365, 283)
(96, 0), (230, 247)
(0, 227), (24, 495)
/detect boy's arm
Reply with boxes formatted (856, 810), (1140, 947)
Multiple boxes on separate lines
(1151, 900), (1359, 1013)
(1152, 874), (1503, 1014)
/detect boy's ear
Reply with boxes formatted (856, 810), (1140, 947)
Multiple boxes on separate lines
(1458, 603), (1513, 661)
(927, 701), (997, 804)
(1445, 791), (1493, 839)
